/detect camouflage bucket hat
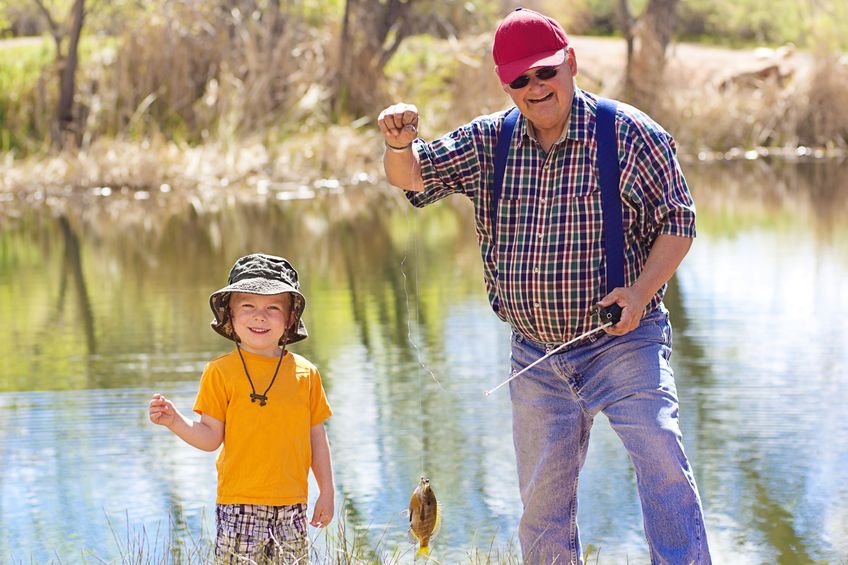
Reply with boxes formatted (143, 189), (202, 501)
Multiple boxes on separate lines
(209, 253), (308, 345)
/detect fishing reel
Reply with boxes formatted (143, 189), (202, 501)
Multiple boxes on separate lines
(597, 304), (622, 325)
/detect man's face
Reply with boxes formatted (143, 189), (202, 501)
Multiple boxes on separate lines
(501, 47), (577, 141)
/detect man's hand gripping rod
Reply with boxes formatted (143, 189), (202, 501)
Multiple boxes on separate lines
(484, 305), (622, 397)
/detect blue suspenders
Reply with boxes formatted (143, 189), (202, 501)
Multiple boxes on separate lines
(492, 100), (624, 296)
(595, 99), (625, 292)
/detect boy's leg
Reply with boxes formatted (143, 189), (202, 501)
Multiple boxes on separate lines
(575, 309), (711, 565)
(509, 333), (593, 565)
(265, 503), (308, 563)
(215, 504), (261, 563)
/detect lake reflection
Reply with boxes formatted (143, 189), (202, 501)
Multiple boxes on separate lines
(1, 160), (846, 564)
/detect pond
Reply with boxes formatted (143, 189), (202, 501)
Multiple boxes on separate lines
(1, 159), (846, 564)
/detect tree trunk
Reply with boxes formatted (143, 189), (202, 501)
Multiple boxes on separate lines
(618, 0), (634, 81)
(620, 0), (678, 112)
(332, 0), (413, 119)
(56, 0), (85, 147)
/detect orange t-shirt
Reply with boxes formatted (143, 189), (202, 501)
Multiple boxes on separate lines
(193, 349), (332, 505)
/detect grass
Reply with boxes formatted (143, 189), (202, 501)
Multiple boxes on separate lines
(0, 35), (119, 153)
(6, 510), (627, 565)
(0, 38), (52, 153)
(5, 509), (531, 565)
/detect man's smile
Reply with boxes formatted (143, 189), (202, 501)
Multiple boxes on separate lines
(529, 92), (554, 103)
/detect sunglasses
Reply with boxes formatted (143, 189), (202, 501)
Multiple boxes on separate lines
(508, 66), (559, 90)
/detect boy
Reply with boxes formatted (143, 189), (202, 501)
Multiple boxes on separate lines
(149, 253), (334, 563)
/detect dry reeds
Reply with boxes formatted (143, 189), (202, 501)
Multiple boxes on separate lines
(653, 44), (848, 152)
(798, 50), (848, 148)
(80, 2), (331, 145)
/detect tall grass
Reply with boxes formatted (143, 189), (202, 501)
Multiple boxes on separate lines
(0, 38), (52, 153)
(0, 5), (331, 155)
(36, 509), (528, 565)
(93, 3), (331, 145)
(658, 47), (848, 151)
(798, 49), (848, 147)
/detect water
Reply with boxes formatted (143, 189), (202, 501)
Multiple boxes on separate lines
(1, 159), (846, 564)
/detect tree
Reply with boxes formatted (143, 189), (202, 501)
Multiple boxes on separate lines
(332, 0), (490, 120)
(618, 0), (679, 112)
(33, 0), (86, 148)
(333, 0), (414, 119)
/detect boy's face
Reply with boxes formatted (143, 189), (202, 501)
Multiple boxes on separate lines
(229, 292), (296, 357)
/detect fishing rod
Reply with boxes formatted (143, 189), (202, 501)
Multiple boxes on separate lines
(484, 304), (623, 397)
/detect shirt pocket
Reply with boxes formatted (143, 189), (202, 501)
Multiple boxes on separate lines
(559, 177), (598, 199)
(495, 195), (538, 260)
(493, 195), (539, 323)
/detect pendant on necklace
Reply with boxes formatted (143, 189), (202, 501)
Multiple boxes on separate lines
(250, 393), (268, 406)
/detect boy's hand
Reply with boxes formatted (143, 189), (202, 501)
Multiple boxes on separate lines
(149, 393), (177, 428)
(309, 492), (334, 528)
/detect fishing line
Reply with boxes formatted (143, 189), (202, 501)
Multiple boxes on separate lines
(395, 144), (465, 479)
(398, 205), (427, 476)
(398, 162), (463, 400)
(400, 224), (453, 397)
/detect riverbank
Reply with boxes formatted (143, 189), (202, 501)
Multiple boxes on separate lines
(1, 34), (846, 225)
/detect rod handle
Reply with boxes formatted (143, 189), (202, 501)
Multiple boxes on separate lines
(599, 304), (622, 325)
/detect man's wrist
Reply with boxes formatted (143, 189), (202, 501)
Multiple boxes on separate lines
(385, 140), (413, 153)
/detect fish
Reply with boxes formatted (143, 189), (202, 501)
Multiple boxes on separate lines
(409, 476), (440, 558)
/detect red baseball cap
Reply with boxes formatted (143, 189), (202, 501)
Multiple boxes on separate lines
(493, 8), (569, 84)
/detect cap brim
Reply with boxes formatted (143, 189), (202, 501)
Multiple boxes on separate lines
(211, 277), (299, 296)
(496, 48), (566, 84)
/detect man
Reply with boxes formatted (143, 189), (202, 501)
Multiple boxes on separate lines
(378, 7), (710, 565)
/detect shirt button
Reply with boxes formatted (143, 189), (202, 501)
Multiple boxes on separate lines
(534, 302), (541, 308)
(537, 232), (543, 238)
(534, 267), (540, 274)
(540, 198), (547, 204)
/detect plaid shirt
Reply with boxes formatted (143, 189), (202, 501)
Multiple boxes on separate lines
(408, 88), (696, 344)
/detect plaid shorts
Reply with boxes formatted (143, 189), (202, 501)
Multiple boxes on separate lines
(215, 503), (308, 564)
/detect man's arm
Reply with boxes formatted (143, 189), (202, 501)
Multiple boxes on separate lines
(598, 234), (693, 335)
(378, 103), (424, 191)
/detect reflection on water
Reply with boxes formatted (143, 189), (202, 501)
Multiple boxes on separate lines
(1, 161), (846, 563)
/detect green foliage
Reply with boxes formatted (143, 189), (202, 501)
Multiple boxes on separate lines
(0, 35), (117, 152)
(0, 38), (51, 89)
(806, 0), (848, 50)
(558, 0), (848, 48)
(0, 38), (52, 152)
(385, 36), (459, 107)
(301, 0), (344, 25)
(684, 0), (808, 46)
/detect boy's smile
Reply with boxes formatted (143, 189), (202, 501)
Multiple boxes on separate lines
(229, 292), (296, 357)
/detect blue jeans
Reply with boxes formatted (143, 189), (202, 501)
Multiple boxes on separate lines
(509, 307), (710, 565)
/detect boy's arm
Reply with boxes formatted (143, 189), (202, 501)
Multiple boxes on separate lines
(171, 412), (225, 452)
(309, 423), (335, 527)
(149, 393), (224, 452)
